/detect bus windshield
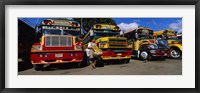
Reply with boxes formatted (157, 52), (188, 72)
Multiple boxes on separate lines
(63, 30), (80, 37)
(94, 31), (119, 39)
(43, 29), (61, 35)
(135, 29), (153, 40)
(141, 29), (149, 34)
(166, 36), (179, 40)
(42, 29), (80, 37)
(137, 34), (154, 40)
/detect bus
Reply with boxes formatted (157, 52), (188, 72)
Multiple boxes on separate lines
(153, 29), (182, 59)
(30, 19), (84, 70)
(177, 32), (182, 39)
(82, 24), (132, 65)
(124, 27), (169, 60)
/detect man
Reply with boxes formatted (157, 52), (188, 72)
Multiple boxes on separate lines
(87, 38), (97, 69)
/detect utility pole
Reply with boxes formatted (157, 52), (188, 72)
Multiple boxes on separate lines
(81, 18), (82, 34)
(81, 18), (83, 38)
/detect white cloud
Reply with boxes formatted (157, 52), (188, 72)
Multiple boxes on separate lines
(169, 20), (182, 33)
(118, 22), (139, 35)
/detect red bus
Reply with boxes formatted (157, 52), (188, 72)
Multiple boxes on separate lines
(30, 19), (84, 70)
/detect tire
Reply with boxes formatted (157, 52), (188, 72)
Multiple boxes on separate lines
(96, 58), (104, 67)
(98, 61), (104, 67)
(139, 51), (151, 61)
(33, 64), (43, 71)
(160, 56), (166, 60)
(169, 48), (182, 59)
(148, 54), (152, 60)
(79, 56), (88, 67)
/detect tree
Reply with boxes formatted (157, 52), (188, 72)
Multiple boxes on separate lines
(73, 18), (117, 32)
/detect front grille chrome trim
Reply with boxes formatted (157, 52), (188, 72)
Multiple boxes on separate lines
(45, 36), (72, 47)
(108, 39), (127, 48)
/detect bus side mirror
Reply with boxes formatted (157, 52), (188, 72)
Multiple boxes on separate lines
(35, 26), (38, 32)
(90, 30), (94, 36)
(135, 33), (138, 40)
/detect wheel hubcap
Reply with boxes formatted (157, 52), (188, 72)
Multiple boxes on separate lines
(141, 52), (148, 59)
(170, 49), (180, 58)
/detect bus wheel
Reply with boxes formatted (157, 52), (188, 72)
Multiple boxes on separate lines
(33, 64), (43, 71)
(96, 59), (104, 67)
(139, 51), (151, 61)
(170, 48), (181, 59)
(79, 59), (88, 67)
(160, 56), (166, 60)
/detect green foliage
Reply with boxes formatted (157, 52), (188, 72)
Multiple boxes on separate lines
(73, 18), (117, 32)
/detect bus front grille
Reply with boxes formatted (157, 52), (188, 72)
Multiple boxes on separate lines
(109, 39), (127, 48)
(45, 36), (72, 47)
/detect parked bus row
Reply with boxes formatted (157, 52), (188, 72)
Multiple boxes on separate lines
(22, 19), (181, 70)
(123, 27), (182, 60)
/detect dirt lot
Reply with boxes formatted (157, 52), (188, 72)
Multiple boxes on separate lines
(18, 58), (182, 75)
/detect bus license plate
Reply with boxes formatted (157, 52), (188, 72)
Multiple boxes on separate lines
(55, 53), (63, 58)
(164, 53), (167, 56)
(117, 53), (122, 56)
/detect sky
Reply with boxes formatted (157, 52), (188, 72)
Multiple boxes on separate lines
(20, 18), (182, 34)
(113, 18), (182, 34)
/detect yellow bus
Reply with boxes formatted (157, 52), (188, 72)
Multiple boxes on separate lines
(124, 27), (168, 60)
(153, 29), (182, 59)
(82, 24), (132, 65)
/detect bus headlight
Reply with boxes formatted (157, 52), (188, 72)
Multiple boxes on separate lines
(128, 45), (132, 48)
(150, 50), (156, 53)
(99, 43), (105, 48)
(128, 43), (132, 48)
(33, 46), (42, 50)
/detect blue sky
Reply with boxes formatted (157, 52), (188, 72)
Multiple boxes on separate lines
(21, 18), (182, 33)
(113, 18), (182, 33)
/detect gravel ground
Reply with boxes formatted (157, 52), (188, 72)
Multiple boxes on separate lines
(18, 58), (182, 75)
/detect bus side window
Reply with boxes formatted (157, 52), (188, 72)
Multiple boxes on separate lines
(126, 34), (130, 39)
(164, 36), (168, 40)
(149, 34), (153, 39)
(156, 35), (163, 39)
(83, 34), (91, 44)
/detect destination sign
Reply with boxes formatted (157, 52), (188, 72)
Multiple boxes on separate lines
(93, 24), (120, 31)
(42, 20), (80, 27)
(42, 26), (80, 31)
